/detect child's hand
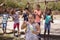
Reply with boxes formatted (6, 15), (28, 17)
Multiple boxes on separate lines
(50, 20), (54, 23)
(32, 31), (36, 34)
(51, 21), (54, 23)
(32, 31), (39, 35)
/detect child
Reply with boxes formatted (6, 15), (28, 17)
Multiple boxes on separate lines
(21, 14), (40, 40)
(2, 9), (9, 34)
(34, 4), (42, 25)
(44, 8), (53, 36)
(23, 8), (29, 21)
(34, 4), (42, 40)
(11, 9), (20, 36)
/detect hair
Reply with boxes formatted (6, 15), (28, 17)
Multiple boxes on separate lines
(36, 4), (40, 8)
(47, 9), (52, 15)
(27, 2), (30, 4)
(45, 7), (52, 15)
(4, 8), (7, 12)
(24, 7), (31, 14)
(11, 9), (15, 15)
(24, 7), (29, 11)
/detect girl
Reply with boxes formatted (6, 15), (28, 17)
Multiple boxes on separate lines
(21, 14), (40, 40)
(11, 9), (20, 36)
(34, 4), (42, 40)
(44, 8), (53, 36)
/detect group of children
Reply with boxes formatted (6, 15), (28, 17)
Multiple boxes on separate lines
(1, 4), (53, 40)
(2, 8), (20, 36)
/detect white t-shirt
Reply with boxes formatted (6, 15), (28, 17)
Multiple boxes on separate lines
(2, 14), (9, 23)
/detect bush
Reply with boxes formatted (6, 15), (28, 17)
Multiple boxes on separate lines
(46, 2), (60, 11)
(56, 2), (60, 11)
(0, 0), (60, 11)
(47, 2), (56, 10)
(5, 1), (18, 8)
(0, 0), (4, 4)
(4, 0), (26, 8)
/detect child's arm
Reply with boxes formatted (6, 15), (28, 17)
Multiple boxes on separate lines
(51, 15), (54, 23)
(12, 16), (14, 21)
(8, 14), (10, 18)
(12, 16), (15, 21)
(21, 21), (27, 29)
(44, 14), (46, 20)
(38, 11), (43, 18)
(22, 13), (25, 18)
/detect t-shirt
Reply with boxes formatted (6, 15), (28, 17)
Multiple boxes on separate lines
(12, 13), (19, 23)
(26, 22), (39, 40)
(26, 22), (38, 33)
(23, 13), (28, 21)
(45, 15), (51, 24)
(34, 10), (42, 22)
(2, 13), (9, 23)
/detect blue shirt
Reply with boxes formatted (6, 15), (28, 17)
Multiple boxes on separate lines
(45, 15), (51, 24)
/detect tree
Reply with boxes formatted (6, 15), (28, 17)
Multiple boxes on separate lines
(56, 1), (60, 11)
(0, 0), (4, 4)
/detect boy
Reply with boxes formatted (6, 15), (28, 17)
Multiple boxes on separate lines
(2, 9), (9, 34)
(44, 9), (53, 36)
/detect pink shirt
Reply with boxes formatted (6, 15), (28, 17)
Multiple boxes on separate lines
(34, 10), (42, 22)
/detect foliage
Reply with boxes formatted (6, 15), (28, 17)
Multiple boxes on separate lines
(0, 0), (60, 10)
(45, 1), (60, 10)
(0, 0), (4, 4)
(56, 2), (60, 11)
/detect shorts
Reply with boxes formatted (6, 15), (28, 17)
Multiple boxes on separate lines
(37, 22), (40, 25)
(24, 17), (28, 21)
(44, 23), (51, 31)
(14, 23), (19, 29)
(2, 23), (7, 28)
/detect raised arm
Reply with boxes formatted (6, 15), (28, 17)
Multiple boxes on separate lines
(51, 15), (54, 23)
(36, 23), (41, 34)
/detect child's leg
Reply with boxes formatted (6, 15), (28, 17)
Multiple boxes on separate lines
(2, 23), (5, 34)
(5, 23), (7, 33)
(2, 23), (7, 34)
(44, 23), (47, 35)
(36, 22), (41, 40)
(17, 23), (20, 35)
(37, 22), (41, 40)
(44, 29), (46, 35)
(13, 23), (16, 36)
(47, 24), (50, 35)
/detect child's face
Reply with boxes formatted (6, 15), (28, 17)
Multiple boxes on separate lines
(36, 6), (40, 10)
(28, 15), (34, 23)
(47, 10), (50, 15)
(25, 10), (29, 14)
